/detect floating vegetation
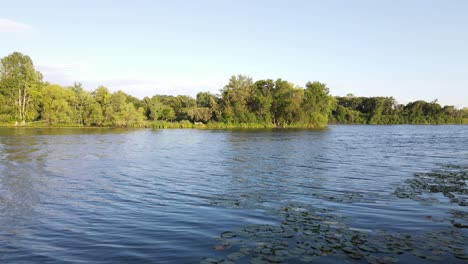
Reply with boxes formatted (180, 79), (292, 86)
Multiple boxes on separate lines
(203, 165), (468, 263)
(308, 191), (387, 204)
(395, 165), (468, 229)
(394, 165), (468, 207)
(202, 203), (468, 263)
(210, 190), (387, 209)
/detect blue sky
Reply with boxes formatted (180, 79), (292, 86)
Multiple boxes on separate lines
(1, 0), (467, 107)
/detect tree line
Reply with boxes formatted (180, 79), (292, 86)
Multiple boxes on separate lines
(331, 95), (467, 125)
(0, 52), (466, 128)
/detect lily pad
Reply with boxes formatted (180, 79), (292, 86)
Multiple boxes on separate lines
(221, 231), (237, 239)
(227, 252), (245, 260)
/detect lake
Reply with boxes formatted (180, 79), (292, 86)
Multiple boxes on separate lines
(0, 126), (467, 263)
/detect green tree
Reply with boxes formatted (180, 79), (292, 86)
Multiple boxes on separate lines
(196, 91), (220, 121)
(462, 108), (468, 124)
(70, 82), (99, 126)
(40, 84), (74, 125)
(155, 95), (196, 121)
(106, 90), (146, 126)
(270, 79), (304, 126)
(160, 105), (176, 121)
(302, 81), (335, 127)
(85, 101), (104, 126)
(220, 75), (254, 123)
(93, 86), (112, 124)
(0, 52), (43, 123)
(249, 79), (274, 123)
(186, 107), (212, 123)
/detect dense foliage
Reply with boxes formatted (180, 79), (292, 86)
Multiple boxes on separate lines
(330, 94), (467, 124)
(0, 52), (466, 127)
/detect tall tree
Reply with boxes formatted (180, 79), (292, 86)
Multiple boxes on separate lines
(0, 52), (43, 123)
(249, 79), (274, 123)
(93, 86), (112, 124)
(220, 75), (254, 123)
(271, 79), (303, 126)
(301, 81), (335, 127)
(70, 82), (88, 125)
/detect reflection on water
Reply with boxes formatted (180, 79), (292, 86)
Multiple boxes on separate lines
(0, 126), (467, 263)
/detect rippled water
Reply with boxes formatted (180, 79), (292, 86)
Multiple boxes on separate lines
(0, 126), (467, 263)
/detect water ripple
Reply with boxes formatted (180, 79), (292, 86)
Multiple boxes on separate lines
(0, 126), (467, 263)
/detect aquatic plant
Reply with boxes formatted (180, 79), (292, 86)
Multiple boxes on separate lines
(203, 166), (468, 263)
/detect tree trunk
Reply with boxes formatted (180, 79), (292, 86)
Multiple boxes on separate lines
(22, 89), (27, 121)
(18, 89), (23, 121)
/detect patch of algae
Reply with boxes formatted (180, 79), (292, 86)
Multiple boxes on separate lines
(202, 165), (468, 263)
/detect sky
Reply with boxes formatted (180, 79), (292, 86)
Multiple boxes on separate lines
(1, 0), (467, 107)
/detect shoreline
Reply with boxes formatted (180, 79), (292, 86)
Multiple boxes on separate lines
(0, 123), (466, 129)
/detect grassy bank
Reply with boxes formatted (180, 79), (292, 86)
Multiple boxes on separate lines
(0, 121), (330, 129)
(2, 120), (465, 129)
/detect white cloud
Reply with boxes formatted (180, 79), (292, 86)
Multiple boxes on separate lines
(0, 18), (33, 33)
(37, 63), (89, 85)
(37, 62), (224, 98)
(85, 75), (224, 98)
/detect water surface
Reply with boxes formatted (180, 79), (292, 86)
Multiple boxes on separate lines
(0, 126), (467, 263)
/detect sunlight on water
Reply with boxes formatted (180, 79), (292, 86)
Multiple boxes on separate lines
(0, 126), (467, 263)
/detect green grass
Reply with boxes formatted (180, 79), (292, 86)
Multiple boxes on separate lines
(11, 119), (467, 129)
(149, 120), (194, 129)
(204, 122), (274, 129)
(1, 120), (466, 129)
(0, 120), (351, 129)
(0, 122), (15, 127)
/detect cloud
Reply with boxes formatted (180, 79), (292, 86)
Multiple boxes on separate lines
(85, 75), (224, 98)
(37, 63), (224, 98)
(37, 63), (89, 85)
(0, 18), (33, 33)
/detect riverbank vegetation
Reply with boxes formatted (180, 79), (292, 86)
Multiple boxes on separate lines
(1, 52), (466, 128)
(330, 95), (467, 125)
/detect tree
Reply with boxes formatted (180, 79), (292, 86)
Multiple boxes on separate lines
(159, 105), (176, 121)
(220, 75), (254, 123)
(70, 82), (92, 125)
(0, 52), (43, 123)
(187, 107), (212, 123)
(249, 79), (274, 123)
(302, 81), (335, 127)
(40, 84), (74, 125)
(271, 79), (304, 126)
(145, 96), (163, 121)
(155, 95), (196, 121)
(0, 93), (8, 122)
(462, 108), (468, 124)
(68, 83), (104, 126)
(2, 52), (466, 127)
(85, 101), (104, 126)
(196, 91), (221, 120)
(93, 86), (112, 124)
(104, 90), (146, 126)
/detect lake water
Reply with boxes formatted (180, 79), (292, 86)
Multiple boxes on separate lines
(0, 126), (467, 263)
